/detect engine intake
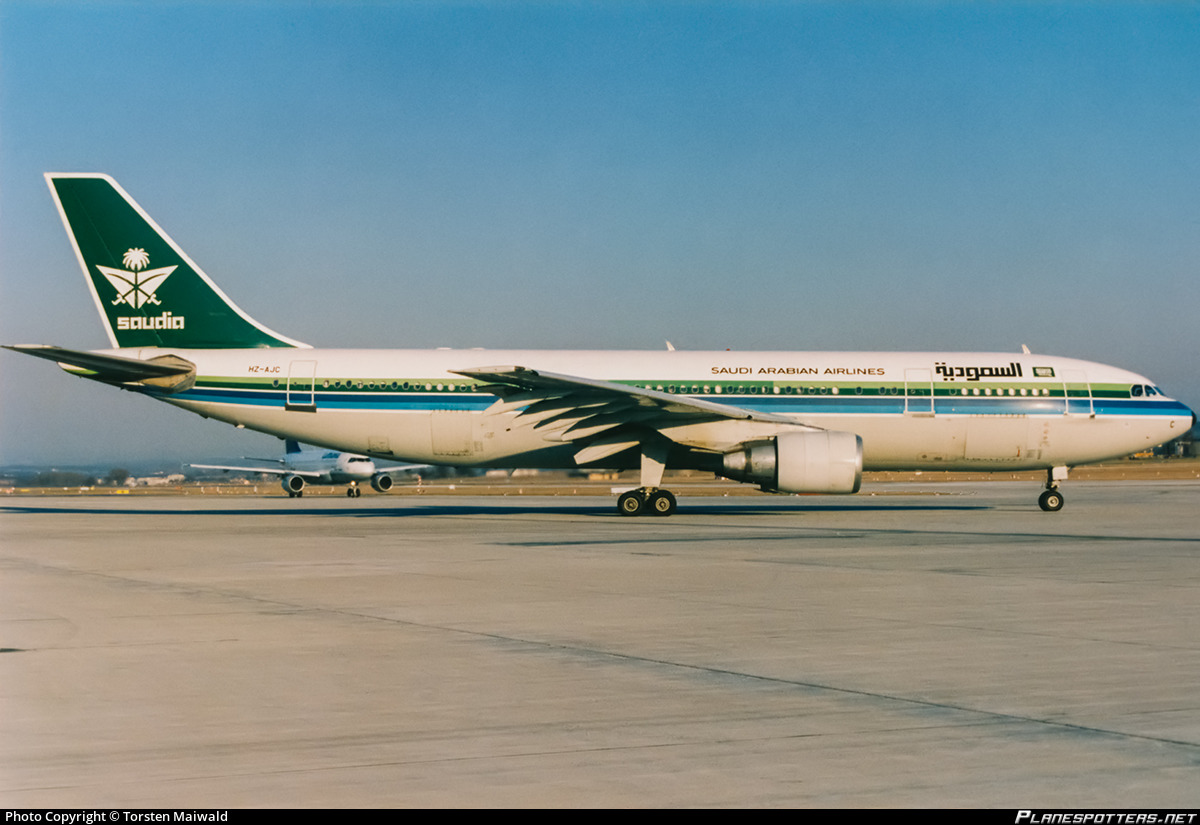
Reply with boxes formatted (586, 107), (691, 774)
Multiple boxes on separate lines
(370, 473), (394, 493)
(722, 430), (862, 494)
(282, 474), (305, 494)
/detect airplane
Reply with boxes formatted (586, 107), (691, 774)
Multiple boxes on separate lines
(5, 174), (1194, 516)
(187, 439), (421, 497)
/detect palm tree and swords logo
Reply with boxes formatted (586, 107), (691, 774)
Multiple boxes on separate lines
(98, 248), (178, 309)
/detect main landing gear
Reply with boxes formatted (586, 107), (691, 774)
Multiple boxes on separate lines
(1038, 466), (1068, 512)
(617, 441), (678, 517)
(618, 488), (677, 517)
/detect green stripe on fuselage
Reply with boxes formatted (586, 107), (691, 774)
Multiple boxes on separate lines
(186, 374), (1137, 401)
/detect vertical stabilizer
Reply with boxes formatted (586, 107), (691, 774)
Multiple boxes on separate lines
(47, 174), (308, 349)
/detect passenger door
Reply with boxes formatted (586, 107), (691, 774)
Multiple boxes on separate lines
(286, 360), (317, 412)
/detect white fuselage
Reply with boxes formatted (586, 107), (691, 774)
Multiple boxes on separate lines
(281, 449), (376, 484)
(122, 347), (1192, 473)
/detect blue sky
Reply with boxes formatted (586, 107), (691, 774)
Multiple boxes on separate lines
(1, 1), (1197, 465)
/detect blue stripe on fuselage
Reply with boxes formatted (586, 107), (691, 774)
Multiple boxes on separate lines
(150, 385), (1192, 419)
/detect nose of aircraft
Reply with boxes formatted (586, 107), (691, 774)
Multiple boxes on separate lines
(338, 455), (376, 480)
(1181, 399), (1197, 430)
(1181, 404), (1196, 441)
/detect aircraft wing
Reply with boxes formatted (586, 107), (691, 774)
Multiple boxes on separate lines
(453, 365), (816, 463)
(4, 345), (195, 389)
(186, 463), (325, 478)
(374, 463), (431, 473)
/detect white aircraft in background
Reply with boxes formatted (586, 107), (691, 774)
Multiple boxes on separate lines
(187, 439), (420, 497)
(6, 174), (1194, 515)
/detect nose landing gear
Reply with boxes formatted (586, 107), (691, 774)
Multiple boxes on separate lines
(1038, 466), (1068, 511)
(1038, 488), (1064, 512)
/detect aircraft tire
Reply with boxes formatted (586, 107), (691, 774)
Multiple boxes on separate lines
(618, 491), (645, 516)
(1038, 489), (1064, 512)
(648, 490), (676, 516)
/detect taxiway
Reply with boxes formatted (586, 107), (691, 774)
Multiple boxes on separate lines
(2, 482), (1198, 806)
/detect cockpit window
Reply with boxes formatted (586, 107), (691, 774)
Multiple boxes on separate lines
(1131, 385), (1143, 397)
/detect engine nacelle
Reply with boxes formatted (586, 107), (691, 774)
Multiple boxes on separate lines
(282, 474), (305, 494)
(370, 473), (394, 493)
(722, 430), (862, 494)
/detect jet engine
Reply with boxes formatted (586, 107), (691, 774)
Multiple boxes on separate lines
(722, 430), (862, 494)
(282, 474), (305, 496)
(370, 473), (394, 493)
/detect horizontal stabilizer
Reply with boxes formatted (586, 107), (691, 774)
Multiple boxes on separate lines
(4, 345), (196, 391)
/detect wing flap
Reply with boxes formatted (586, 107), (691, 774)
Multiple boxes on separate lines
(573, 437), (641, 465)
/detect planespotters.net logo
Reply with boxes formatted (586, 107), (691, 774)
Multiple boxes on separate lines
(1017, 813), (1196, 824)
(97, 247), (185, 330)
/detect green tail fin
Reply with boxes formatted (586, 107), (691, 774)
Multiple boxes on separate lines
(47, 174), (307, 349)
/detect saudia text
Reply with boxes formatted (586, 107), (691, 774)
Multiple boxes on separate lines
(116, 312), (185, 330)
(4, 814), (227, 823)
(712, 367), (884, 376)
(935, 361), (1022, 382)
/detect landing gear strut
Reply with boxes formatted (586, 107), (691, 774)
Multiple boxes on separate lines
(616, 441), (678, 517)
(1039, 466), (1067, 511)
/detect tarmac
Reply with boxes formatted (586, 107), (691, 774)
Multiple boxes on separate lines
(2, 480), (1199, 807)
